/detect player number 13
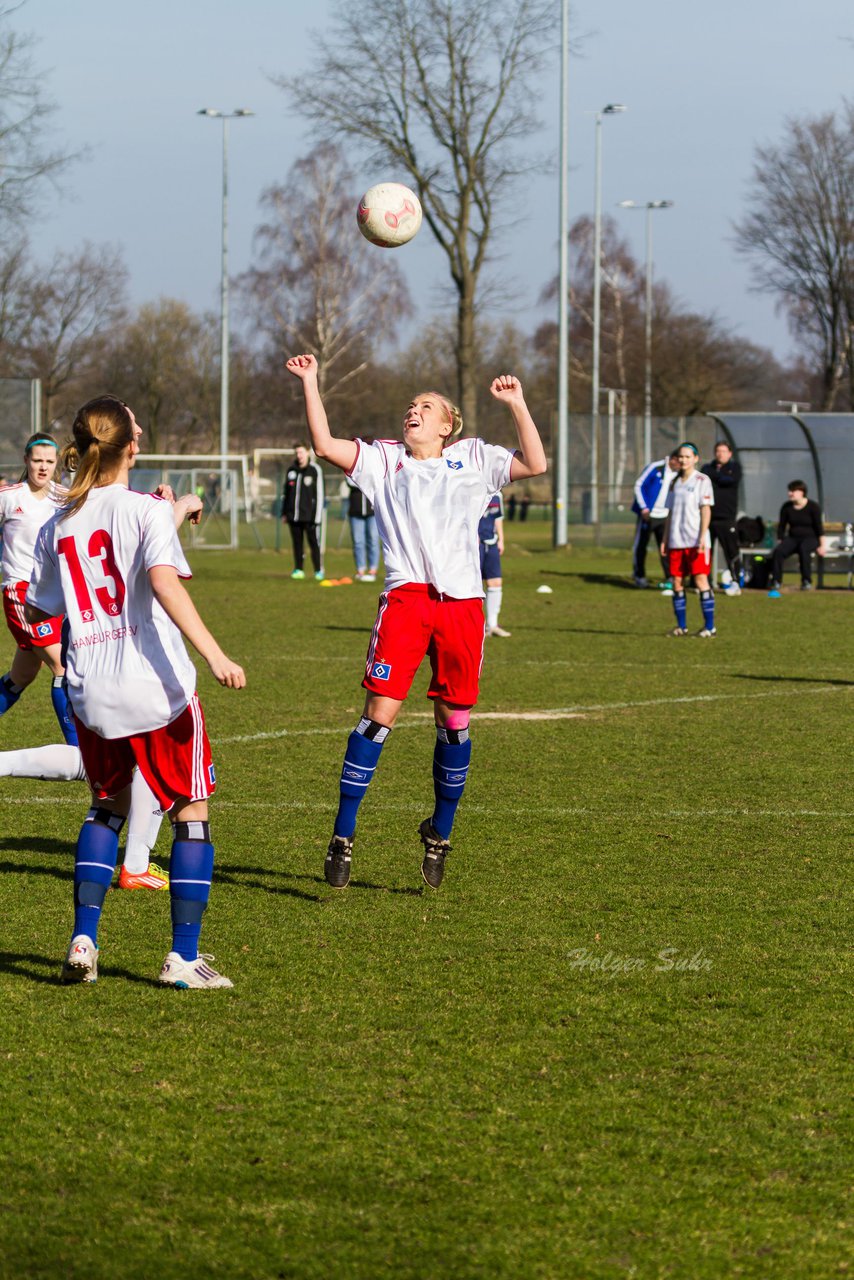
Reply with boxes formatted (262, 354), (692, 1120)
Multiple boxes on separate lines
(57, 530), (126, 620)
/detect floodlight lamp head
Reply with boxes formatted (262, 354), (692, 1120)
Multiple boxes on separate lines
(198, 108), (222, 117)
(233, 108), (255, 117)
(650, 200), (674, 209)
(617, 199), (639, 208)
(603, 103), (627, 114)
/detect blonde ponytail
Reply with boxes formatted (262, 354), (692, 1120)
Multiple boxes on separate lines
(61, 396), (133, 520)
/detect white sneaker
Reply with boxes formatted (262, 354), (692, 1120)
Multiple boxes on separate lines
(487, 625), (512, 637)
(61, 934), (98, 983)
(666, 626), (689, 637)
(362, 573), (376, 582)
(695, 627), (717, 638)
(723, 583), (741, 596)
(159, 952), (233, 990)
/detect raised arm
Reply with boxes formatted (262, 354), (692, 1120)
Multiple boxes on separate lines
(285, 354), (359, 474)
(488, 375), (547, 482)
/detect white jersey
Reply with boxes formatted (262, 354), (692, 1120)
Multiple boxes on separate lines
(0, 482), (62, 586)
(28, 485), (197, 738)
(665, 470), (714, 549)
(349, 437), (514, 598)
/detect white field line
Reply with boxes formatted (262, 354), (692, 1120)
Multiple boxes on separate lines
(0, 794), (851, 820)
(213, 683), (853, 744)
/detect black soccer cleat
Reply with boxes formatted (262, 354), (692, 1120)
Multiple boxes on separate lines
(325, 834), (353, 889)
(419, 819), (451, 889)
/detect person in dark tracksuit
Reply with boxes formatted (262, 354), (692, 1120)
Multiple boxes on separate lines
(631, 452), (680, 587)
(284, 445), (325, 580)
(702, 442), (743, 595)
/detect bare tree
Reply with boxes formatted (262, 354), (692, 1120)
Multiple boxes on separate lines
(239, 143), (412, 406)
(733, 104), (854, 409)
(0, 8), (82, 233)
(98, 299), (218, 453)
(19, 243), (128, 421)
(277, 0), (555, 431)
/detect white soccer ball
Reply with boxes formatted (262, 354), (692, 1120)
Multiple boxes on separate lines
(357, 182), (422, 248)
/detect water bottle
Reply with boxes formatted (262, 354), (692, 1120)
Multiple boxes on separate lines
(841, 523), (854, 550)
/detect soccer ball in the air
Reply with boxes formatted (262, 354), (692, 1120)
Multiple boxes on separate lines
(357, 183), (422, 248)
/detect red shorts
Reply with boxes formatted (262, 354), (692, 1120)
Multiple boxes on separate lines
(3, 581), (63, 650)
(668, 547), (711, 578)
(363, 584), (485, 706)
(75, 694), (215, 811)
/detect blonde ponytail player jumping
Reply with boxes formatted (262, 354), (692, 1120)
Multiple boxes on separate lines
(286, 354), (547, 889)
(27, 396), (245, 987)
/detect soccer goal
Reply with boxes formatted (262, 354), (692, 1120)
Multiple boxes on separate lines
(133, 454), (254, 551)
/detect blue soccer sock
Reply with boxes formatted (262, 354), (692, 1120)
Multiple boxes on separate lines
(672, 590), (687, 630)
(333, 718), (390, 838)
(431, 725), (472, 839)
(700, 589), (716, 631)
(0, 672), (24, 717)
(51, 677), (78, 746)
(169, 822), (214, 961)
(73, 808), (124, 944)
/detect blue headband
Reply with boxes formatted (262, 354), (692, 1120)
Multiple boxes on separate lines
(26, 438), (57, 451)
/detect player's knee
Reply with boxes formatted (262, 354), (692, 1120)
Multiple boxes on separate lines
(442, 708), (470, 732)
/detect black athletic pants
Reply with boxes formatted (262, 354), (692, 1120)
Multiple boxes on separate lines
(771, 535), (818, 585)
(632, 516), (667, 581)
(288, 521), (322, 573)
(709, 518), (743, 580)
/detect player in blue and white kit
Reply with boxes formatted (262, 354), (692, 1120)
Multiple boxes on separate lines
(479, 493), (510, 637)
(286, 353), (547, 890)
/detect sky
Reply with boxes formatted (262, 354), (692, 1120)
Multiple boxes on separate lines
(18, 0), (854, 368)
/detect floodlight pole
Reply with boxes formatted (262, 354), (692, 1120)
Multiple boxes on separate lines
(554, 0), (570, 547)
(590, 104), (625, 525)
(198, 107), (254, 493)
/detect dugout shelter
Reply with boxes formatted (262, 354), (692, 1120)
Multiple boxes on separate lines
(706, 412), (854, 526)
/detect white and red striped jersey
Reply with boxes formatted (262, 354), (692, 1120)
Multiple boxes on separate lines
(349, 437), (514, 598)
(665, 471), (714, 550)
(28, 484), (197, 738)
(0, 482), (62, 586)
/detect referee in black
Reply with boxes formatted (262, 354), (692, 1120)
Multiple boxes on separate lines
(702, 441), (743, 594)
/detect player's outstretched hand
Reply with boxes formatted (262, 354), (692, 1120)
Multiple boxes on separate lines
(286, 353), (319, 381)
(209, 655), (246, 689)
(489, 374), (525, 404)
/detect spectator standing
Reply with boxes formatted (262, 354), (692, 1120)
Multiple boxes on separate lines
(768, 481), (826, 597)
(347, 477), (380, 582)
(283, 444), (325, 580)
(631, 452), (680, 587)
(702, 441), (743, 595)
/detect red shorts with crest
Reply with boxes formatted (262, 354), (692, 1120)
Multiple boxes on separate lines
(363, 584), (485, 706)
(75, 694), (215, 811)
(4, 581), (63, 650)
(668, 547), (711, 578)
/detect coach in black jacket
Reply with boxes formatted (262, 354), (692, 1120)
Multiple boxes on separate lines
(284, 445), (325, 579)
(702, 441), (742, 592)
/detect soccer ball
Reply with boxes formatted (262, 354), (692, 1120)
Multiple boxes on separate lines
(357, 183), (422, 248)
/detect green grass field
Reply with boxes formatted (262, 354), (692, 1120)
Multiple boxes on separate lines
(0, 521), (850, 1279)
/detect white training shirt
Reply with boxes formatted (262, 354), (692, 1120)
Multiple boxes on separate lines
(665, 470), (714, 549)
(28, 485), (197, 738)
(349, 437), (515, 598)
(0, 482), (62, 586)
